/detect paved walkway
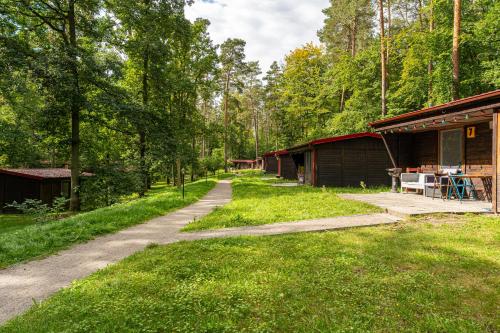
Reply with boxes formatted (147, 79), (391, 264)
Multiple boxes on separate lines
(0, 181), (400, 325)
(0, 181), (232, 325)
(181, 213), (400, 241)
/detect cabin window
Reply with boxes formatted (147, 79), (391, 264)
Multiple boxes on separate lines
(440, 129), (463, 169)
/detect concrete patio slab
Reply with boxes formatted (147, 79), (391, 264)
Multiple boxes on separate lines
(340, 192), (492, 217)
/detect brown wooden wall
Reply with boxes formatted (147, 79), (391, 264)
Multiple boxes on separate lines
(0, 174), (70, 211)
(315, 137), (392, 187)
(412, 131), (439, 172)
(465, 122), (493, 200)
(264, 156), (278, 173)
(279, 154), (297, 180)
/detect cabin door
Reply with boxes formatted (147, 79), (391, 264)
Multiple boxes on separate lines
(440, 129), (464, 170)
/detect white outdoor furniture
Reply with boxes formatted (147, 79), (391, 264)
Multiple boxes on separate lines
(401, 173), (435, 194)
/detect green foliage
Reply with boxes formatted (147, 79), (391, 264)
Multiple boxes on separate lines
(4, 196), (69, 223)
(0, 180), (216, 269)
(4, 200), (51, 222)
(0, 215), (37, 235)
(183, 174), (383, 231)
(3, 215), (498, 332)
(200, 148), (225, 175)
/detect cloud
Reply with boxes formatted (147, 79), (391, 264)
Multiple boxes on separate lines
(185, 0), (329, 73)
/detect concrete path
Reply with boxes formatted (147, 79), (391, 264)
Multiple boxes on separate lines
(0, 180), (400, 325)
(340, 192), (492, 217)
(0, 180), (232, 325)
(180, 213), (400, 241)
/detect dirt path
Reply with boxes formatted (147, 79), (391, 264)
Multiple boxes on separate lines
(0, 180), (401, 325)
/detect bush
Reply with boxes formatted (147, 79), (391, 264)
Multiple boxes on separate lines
(80, 169), (142, 210)
(5, 196), (69, 223)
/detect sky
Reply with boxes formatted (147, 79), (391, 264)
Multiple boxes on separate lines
(185, 0), (330, 74)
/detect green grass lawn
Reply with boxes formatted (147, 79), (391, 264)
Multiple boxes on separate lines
(0, 215), (37, 234)
(0, 179), (218, 269)
(183, 174), (384, 231)
(2, 214), (498, 332)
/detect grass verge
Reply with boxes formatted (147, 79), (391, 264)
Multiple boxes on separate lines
(2, 214), (498, 332)
(0, 180), (217, 269)
(183, 174), (384, 231)
(0, 215), (37, 234)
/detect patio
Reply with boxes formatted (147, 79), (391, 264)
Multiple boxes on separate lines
(340, 192), (492, 217)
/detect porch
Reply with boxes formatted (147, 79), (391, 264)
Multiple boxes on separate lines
(369, 90), (500, 213)
(340, 192), (492, 217)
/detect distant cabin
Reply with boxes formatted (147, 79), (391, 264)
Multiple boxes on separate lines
(263, 150), (286, 174)
(230, 160), (257, 170)
(0, 168), (92, 211)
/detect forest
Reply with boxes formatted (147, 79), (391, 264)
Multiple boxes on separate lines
(0, 0), (498, 211)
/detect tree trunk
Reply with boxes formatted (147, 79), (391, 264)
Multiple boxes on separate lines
(253, 101), (259, 161)
(339, 86), (346, 112)
(452, 0), (461, 100)
(223, 73), (231, 172)
(418, 0), (424, 29)
(428, 0), (434, 105)
(378, 0), (387, 116)
(201, 99), (207, 159)
(386, 0), (391, 63)
(68, 0), (81, 212)
(350, 16), (357, 57)
(139, 0), (151, 197)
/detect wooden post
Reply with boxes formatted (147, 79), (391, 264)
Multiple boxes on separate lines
(381, 134), (397, 168)
(492, 111), (499, 213)
(312, 148), (317, 187)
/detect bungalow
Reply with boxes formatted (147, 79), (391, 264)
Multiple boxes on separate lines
(276, 151), (297, 180)
(263, 150), (282, 174)
(288, 133), (393, 187)
(370, 89), (500, 213)
(230, 159), (257, 170)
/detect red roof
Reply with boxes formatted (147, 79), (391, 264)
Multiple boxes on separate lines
(0, 168), (93, 180)
(310, 132), (381, 146)
(263, 149), (289, 157)
(370, 89), (500, 128)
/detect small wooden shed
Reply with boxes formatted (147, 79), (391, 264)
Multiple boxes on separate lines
(276, 151), (297, 180)
(231, 160), (256, 170)
(0, 168), (90, 211)
(288, 133), (392, 187)
(263, 151), (280, 174)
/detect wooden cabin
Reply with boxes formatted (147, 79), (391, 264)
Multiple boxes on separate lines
(263, 151), (280, 174)
(231, 159), (256, 170)
(0, 168), (92, 211)
(276, 151), (297, 180)
(288, 133), (392, 187)
(370, 89), (500, 212)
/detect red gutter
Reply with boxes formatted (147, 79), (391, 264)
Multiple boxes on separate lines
(263, 149), (289, 157)
(370, 89), (500, 128)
